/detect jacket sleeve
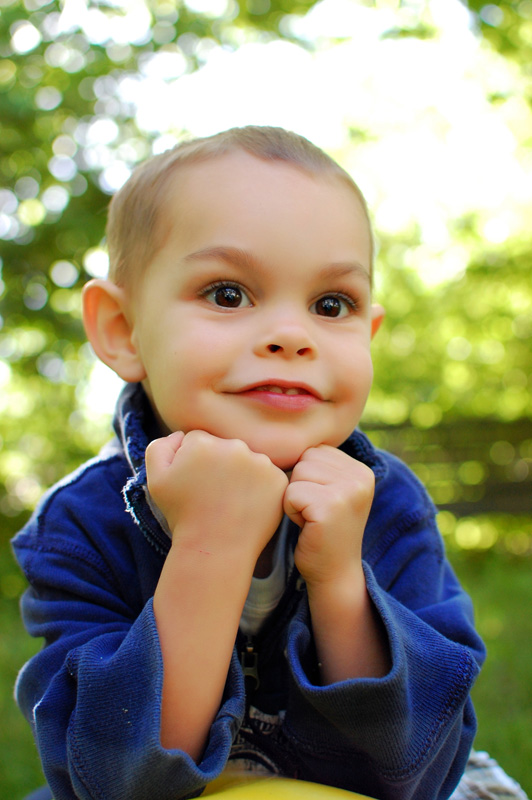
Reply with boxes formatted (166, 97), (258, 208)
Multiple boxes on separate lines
(281, 457), (486, 800)
(12, 481), (245, 800)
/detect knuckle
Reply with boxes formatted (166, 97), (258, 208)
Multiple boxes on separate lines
(231, 437), (251, 454)
(360, 468), (375, 495)
(187, 430), (212, 448)
(348, 462), (375, 490)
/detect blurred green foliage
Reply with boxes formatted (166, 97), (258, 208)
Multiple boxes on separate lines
(1, 0), (530, 536)
(365, 239), (531, 542)
(467, 0), (532, 71)
(0, 0), (531, 797)
(368, 240), (531, 426)
(452, 552), (532, 796)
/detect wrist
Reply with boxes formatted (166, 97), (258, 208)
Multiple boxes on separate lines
(306, 561), (366, 607)
(306, 562), (390, 683)
(169, 518), (263, 570)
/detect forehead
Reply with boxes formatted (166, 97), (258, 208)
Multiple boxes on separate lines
(157, 151), (372, 270)
(166, 150), (367, 217)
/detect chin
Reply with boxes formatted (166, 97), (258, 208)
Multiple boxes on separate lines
(262, 446), (309, 472)
(257, 433), (342, 472)
(273, 457), (300, 473)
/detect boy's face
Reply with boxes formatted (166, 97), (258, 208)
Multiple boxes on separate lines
(127, 151), (382, 471)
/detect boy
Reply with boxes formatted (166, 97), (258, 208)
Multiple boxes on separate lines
(13, 126), (485, 800)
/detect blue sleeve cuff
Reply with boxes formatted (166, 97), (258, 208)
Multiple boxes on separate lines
(27, 599), (244, 800)
(283, 564), (480, 781)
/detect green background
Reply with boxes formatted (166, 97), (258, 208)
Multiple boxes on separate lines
(1, 0), (531, 797)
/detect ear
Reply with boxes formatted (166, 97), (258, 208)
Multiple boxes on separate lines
(82, 279), (147, 383)
(370, 303), (385, 339)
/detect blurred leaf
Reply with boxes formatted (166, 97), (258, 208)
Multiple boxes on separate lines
(1, 0), (531, 540)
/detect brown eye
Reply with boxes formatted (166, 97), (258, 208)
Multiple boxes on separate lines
(311, 294), (356, 318)
(214, 286), (242, 307)
(202, 282), (252, 308)
(310, 292), (358, 319)
(315, 296), (342, 317)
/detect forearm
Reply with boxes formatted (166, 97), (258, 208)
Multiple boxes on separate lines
(154, 542), (254, 759)
(147, 431), (288, 759)
(307, 564), (390, 685)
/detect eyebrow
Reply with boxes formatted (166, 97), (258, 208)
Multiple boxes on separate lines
(184, 246), (260, 272)
(183, 245), (371, 285)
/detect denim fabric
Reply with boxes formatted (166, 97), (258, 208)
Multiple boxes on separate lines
(13, 382), (486, 800)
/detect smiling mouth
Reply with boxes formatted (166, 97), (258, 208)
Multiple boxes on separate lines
(232, 382), (322, 411)
(253, 385), (310, 396)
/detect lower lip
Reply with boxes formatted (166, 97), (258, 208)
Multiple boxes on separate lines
(236, 389), (320, 412)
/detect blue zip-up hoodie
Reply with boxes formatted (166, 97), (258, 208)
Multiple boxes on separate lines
(12, 383), (485, 800)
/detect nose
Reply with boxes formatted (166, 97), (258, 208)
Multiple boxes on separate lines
(254, 309), (317, 359)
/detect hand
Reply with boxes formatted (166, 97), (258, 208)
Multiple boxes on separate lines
(284, 446), (388, 683)
(146, 430), (288, 565)
(283, 445), (375, 588)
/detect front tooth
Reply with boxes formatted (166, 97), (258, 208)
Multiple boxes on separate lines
(269, 386), (283, 394)
(285, 388), (300, 395)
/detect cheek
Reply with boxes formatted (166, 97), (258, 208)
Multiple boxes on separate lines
(161, 324), (237, 394)
(183, 314), (236, 349)
(336, 346), (374, 401)
(149, 317), (211, 371)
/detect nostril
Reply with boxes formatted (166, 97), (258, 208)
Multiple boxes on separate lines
(268, 344), (281, 353)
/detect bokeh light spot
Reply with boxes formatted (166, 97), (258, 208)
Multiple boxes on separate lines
(50, 260), (79, 288)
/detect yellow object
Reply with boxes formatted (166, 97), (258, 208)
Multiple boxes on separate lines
(203, 771), (374, 798)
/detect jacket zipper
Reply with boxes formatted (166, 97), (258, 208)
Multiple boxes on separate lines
(238, 571), (306, 693)
(240, 635), (260, 690)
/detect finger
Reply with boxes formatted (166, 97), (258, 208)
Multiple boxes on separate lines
(293, 444), (349, 473)
(293, 446), (370, 487)
(145, 431), (185, 472)
(283, 480), (319, 528)
(290, 458), (342, 488)
(166, 430), (186, 453)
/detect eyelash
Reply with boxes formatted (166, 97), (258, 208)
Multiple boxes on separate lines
(198, 281), (360, 317)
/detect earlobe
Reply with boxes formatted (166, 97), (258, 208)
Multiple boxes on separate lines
(370, 304), (385, 339)
(82, 279), (147, 383)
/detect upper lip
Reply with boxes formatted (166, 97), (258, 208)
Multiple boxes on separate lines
(233, 379), (323, 400)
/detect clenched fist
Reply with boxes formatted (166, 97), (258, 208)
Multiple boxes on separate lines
(146, 430), (289, 567)
(284, 444), (374, 587)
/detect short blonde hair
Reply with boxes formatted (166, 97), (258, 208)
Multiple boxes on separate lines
(106, 125), (373, 287)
